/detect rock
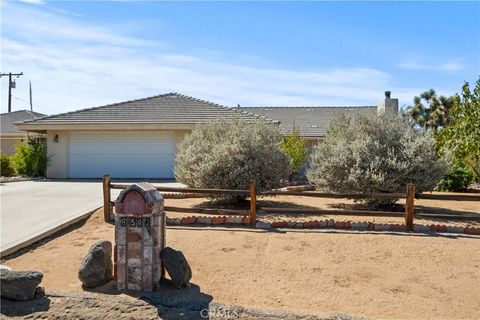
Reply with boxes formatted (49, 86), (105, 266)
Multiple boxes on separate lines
(351, 222), (369, 230)
(166, 217), (181, 226)
(161, 247), (192, 288)
(196, 216), (212, 225)
(211, 216), (225, 225)
(373, 224), (390, 231)
(225, 216), (243, 224)
(287, 221), (297, 228)
(413, 224), (430, 233)
(1, 269), (43, 301)
(447, 226), (465, 234)
(255, 221), (271, 229)
(78, 240), (113, 288)
(271, 221), (288, 228)
(180, 216), (197, 225)
(293, 222), (304, 229)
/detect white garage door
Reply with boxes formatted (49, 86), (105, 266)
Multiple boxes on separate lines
(69, 131), (176, 178)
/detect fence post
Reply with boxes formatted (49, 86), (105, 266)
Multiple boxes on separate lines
(103, 175), (112, 222)
(405, 182), (415, 231)
(249, 180), (256, 227)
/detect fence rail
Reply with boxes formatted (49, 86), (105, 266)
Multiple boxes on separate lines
(103, 175), (479, 230)
(260, 190), (406, 199)
(415, 193), (480, 201)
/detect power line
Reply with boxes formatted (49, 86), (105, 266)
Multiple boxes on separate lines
(12, 96), (57, 114)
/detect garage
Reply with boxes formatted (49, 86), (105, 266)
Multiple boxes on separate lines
(68, 131), (176, 179)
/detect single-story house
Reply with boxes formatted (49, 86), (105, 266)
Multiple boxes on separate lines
(1, 110), (46, 155)
(16, 92), (398, 179)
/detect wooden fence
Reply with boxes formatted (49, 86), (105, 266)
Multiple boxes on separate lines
(103, 175), (480, 231)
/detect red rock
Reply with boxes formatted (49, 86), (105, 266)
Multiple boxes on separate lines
(211, 216), (225, 225)
(304, 221), (320, 229)
(465, 227), (480, 235)
(436, 225), (448, 232)
(271, 221), (288, 228)
(181, 216), (197, 225)
(241, 216), (251, 225)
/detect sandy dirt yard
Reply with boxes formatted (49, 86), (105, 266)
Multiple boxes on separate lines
(3, 195), (480, 320)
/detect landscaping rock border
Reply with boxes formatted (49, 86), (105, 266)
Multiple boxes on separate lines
(166, 215), (480, 235)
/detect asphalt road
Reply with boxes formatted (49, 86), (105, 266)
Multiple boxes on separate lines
(0, 179), (182, 255)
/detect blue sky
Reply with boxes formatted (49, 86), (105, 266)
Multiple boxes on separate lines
(1, 1), (479, 115)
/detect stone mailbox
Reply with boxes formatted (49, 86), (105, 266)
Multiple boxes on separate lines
(114, 183), (165, 291)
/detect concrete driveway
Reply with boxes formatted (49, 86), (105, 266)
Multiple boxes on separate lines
(0, 179), (183, 256)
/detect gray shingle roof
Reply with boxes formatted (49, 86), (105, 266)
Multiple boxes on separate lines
(238, 106), (376, 137)
(1, 110), (46, 133)
(18, 93), (276, 125)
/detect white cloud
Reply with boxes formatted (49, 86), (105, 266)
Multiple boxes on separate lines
(17, 0), (45, 5)
(1, 2), (434, 115)
(397, 59), (465, 71)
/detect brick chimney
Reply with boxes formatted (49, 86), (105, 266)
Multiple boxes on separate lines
(377, 91), (399, 114)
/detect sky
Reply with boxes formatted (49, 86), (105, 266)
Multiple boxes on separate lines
(1, 1), (479, 115)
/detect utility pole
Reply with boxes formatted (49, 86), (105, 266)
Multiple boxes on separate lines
(29, 81), (33, 113)
(1, 72), (23, 112)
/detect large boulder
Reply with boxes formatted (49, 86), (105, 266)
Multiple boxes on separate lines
(1, 269), (43, 301)
(161, 247), (192, 288)
(78, 240), (113, 288)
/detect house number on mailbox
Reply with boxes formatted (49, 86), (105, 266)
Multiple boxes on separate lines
(119, 217), (151, 229)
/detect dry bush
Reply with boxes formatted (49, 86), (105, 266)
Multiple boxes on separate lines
(307, 112), (448, 206)
(174, 119), (291, 201)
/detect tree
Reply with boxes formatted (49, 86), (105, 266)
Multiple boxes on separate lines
(174, 119), (291, 201)
(280, 126), (308, 173)
(307, 113), (448, 207)
(404, 89), (456, 132)
(437, 79), (480, 178)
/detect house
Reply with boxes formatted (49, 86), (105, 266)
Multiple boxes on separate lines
(0, 110), (46, 155)
(238, 91), (398, 151)
(15, 93), (275, 179)
(16, 92), (398, 179)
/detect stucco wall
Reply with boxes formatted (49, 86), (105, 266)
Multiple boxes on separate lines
(0, 138), (22, 155)
(46, 131), (69, 179)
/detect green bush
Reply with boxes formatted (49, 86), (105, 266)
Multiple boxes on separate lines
(436, 163), (476, 192)
(280, 126), (308, 173)
(13, 137), (48, 177)
(0, 154), (15, 177)
(174, 119), (291, 201)
(307, 112), (448, 207)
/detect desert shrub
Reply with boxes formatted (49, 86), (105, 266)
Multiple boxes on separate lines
(0, 154), (15, 177)
(13, 137), (48, 177)
(280, 126), (308, 173)
(174, 119), (291, 201)
(307, 113), (448, 206)
(436, 163), (476, 192)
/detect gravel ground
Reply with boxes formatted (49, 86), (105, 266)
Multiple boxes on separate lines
(1, 291), (366, 320)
